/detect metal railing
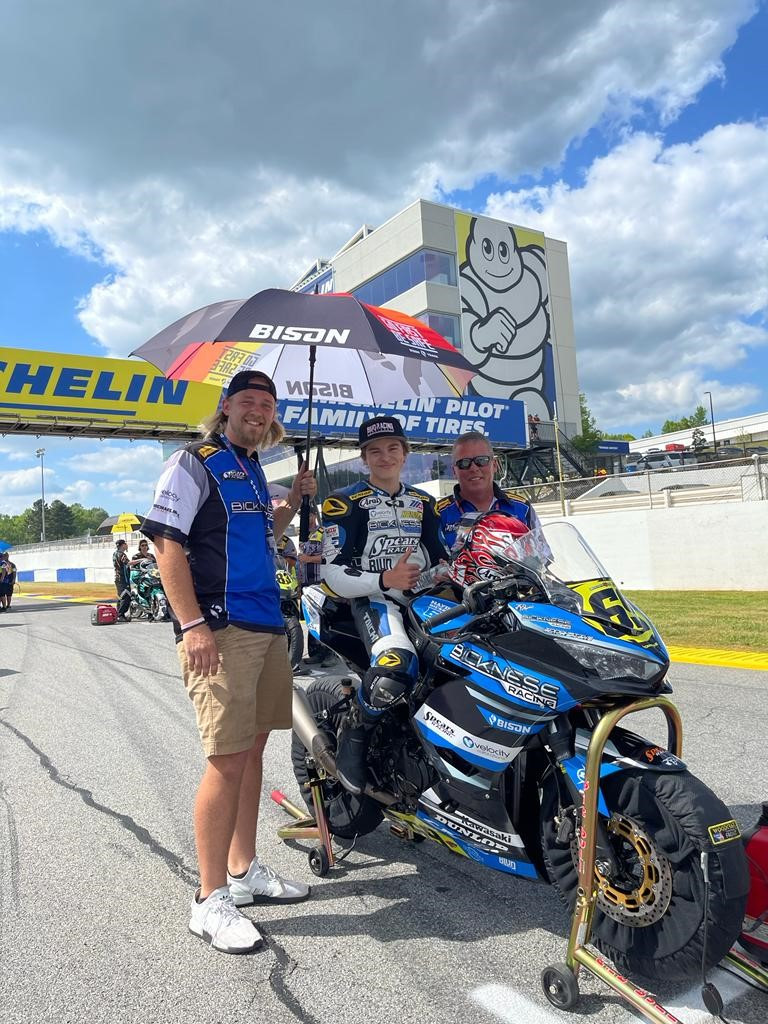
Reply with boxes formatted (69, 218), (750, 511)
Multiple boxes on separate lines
(8, 531), (144, 555)
(516, 454), (767, 516)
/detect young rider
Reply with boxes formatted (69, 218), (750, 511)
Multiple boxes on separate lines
(321, 415), (448, 793)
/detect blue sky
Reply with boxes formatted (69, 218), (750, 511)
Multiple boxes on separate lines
(1, 1), (767, 516)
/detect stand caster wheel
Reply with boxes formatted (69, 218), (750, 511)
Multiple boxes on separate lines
(541, 964), (579, 1010)
(308, 844), (330, 877)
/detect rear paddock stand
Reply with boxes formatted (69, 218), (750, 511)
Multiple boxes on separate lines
(271, 766), (353, 878)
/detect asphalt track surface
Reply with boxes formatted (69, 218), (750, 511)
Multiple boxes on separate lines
(0, 598), (766, 1024)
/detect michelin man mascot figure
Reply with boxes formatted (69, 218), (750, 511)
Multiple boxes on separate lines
(460, 216), (554, 418)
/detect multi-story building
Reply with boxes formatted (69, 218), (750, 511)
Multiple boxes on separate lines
(264, 198), (583, 494)
(292, 199), (580, 430)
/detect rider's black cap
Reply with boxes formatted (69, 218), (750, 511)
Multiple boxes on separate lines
(225, 370), (277, 401)
(358, 415), (407, 450)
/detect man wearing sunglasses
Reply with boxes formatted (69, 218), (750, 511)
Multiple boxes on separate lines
(437, 430), (540, 551)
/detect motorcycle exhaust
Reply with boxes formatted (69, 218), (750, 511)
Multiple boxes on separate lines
(291, 687), (397, 807)
(292, 686), (338, 778)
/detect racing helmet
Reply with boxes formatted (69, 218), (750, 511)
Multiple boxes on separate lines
(449, 512), (531, 587)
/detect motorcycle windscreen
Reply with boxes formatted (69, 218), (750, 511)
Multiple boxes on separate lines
(519, 521), (667, 656)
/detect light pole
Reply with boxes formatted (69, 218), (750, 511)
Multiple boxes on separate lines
(703, 391), (717, 452)
(35, 448), (46, 542)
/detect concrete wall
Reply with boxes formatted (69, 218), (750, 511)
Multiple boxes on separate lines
(10, 503), (767, 591)
(538, 501), (768, 590)
(13, 533), (144, 586)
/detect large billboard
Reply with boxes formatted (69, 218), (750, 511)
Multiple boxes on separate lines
(277, 395), (526, 447)
(0, 347), (219, 434)
(455, 212), (555, 418)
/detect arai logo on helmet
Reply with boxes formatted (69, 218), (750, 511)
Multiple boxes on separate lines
(249, 324), (351, 345)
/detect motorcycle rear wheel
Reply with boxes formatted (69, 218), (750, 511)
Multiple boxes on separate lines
(540, 767), (748, 981)
(284, 614), (303, 673)
(291, 677), (383, 840)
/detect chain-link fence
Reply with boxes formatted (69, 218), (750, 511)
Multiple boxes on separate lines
(515, 454), (768, 516)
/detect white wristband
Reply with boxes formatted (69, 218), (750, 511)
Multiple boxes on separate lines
(180, 616), (206, 633)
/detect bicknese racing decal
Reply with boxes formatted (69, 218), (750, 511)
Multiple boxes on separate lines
(448, 642), (561, 711)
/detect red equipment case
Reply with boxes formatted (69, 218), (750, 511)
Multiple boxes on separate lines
(91, 604), (118, 625)
(739, 802), (768, 964)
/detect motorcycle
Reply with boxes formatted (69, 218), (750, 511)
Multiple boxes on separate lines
(277, 560), (303, 673)
(126, 559), (170, 622)
(293, 515), (749, 982)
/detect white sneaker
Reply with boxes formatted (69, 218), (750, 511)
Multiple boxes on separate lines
(188, 886), (263, 953)
(228, 857), (311, 906)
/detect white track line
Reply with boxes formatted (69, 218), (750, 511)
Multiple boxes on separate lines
(470, 970), (753, 1024)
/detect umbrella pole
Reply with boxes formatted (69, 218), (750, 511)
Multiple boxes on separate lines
(299, 344), (317, 542)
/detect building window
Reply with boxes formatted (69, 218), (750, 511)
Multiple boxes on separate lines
(352, 249), (457, 307)
(417, 312), (462, 349)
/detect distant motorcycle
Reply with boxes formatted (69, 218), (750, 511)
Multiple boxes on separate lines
(126, 560), (169, 622)
(277, 562), (303, 672)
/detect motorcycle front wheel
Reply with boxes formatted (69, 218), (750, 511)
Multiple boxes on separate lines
(540, 767), (748, 981)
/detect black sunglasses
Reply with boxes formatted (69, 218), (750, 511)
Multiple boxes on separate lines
(454, 455), (493, 469)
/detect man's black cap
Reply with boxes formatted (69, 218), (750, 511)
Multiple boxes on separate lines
(358, 415), (406, 449)
(225, 370), (277, 401)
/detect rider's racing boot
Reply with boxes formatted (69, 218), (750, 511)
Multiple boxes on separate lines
(335, 701), (379, 795)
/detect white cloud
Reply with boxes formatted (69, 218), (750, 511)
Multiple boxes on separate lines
(61, 444), (165, 478)
(3, 467), (47, 494)
(486, 123), (768, 428)
(0, 0), (757, 362)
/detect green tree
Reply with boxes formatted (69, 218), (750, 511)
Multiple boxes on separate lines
(691, 428), (707, 451)
(641, 429), (654, 438)
(70, 503), (110, 536)
(22, 499), (49, 542)
(570, 393), (604, 454)
(46, 500), (76, 539)
(661, 404), (709, 434)
(603, 432), (636, 441)
(0, 513), (26, 546)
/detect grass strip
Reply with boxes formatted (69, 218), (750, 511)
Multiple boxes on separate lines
(626, 590), (768, 652)
(14, 583), (768, 653)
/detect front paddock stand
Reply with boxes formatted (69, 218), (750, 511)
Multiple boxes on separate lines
(271, 770), (352, 878)
(719, 947), (768, 993)
(543, 696), (691, 1023)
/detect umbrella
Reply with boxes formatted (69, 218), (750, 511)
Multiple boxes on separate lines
(133, 288), (477, 536)
(109, 513), (142, 535)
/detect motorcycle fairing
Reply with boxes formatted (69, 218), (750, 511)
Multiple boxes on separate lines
(301, 586), (325, 641)
(414, 677), (553, 775)
(439, 639), (579, 714)
(411, 594), (474, 634)
(508, 601), (668, 662)
(415, 811), (539, 879)
(387, 790), (542, 880)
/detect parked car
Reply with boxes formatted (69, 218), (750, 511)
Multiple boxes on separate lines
(627, 451), (696, 471)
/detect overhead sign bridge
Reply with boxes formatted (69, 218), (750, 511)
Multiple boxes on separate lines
(0, 347), (530, 451)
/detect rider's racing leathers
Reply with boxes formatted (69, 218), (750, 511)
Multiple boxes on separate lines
(321, 479), (447, 715)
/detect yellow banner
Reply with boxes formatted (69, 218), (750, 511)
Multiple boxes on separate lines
(0, 347), (220, 427)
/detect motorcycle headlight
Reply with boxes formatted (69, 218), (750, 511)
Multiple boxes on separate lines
(555, 639), (663, 681)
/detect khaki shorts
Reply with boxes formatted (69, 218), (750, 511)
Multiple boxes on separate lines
(178, 625), (293, 757)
